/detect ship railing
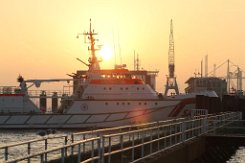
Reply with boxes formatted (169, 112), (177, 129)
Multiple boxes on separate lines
(0, 86), (72, 97)
(0, 86), (21, 94)
(2, 112), (241, 163)
(27, 90), (71, 98)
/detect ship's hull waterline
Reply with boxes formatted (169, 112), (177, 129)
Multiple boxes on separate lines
(0, 99), (193, 129)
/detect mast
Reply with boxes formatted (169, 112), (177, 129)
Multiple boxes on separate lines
(77, 19), (101, 71)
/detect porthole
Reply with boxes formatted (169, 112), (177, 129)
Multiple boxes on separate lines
(109, 88), (112, 90)
(122, 102), (125, 105)
(139, 102), (141, 105)
(116, 102), (119, 105)
(105, 102), (108, 105)
(142, 87), (145, 90)
(144, 102), (147, 105)
(80, 103), (88, 111)
(126, 87), (128, 90)
(155, 102), (158, 105)
(137, 88), (139, 90)
(128, 102), (130, 105)
(120, 87), (123, 90)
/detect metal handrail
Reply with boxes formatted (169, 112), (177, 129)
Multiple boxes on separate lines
(5, 137), (100, 163)
(2, 112), (241, 163)
(0, 135), (68, 162)
(0, 135), (67, 149)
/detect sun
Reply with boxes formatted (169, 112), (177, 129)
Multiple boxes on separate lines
(99, 45), (113, 61)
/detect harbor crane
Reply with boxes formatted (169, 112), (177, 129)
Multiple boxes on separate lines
(209, 59), (245, 94)
(164, 19), (179, 95)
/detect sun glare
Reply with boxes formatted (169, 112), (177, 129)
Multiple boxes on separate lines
(99, 45), (113, 61)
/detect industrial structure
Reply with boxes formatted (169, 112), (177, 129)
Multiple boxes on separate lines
(185, 77), (227, 97)
(164, 19), (179, 95)
(185, 58), (244, 96)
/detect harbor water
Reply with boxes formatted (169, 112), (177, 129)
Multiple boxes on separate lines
(227, 147), (245, 163)
(0, 129), (75, 162)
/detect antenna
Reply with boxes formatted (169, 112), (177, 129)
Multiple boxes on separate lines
(112, 27), (117, 67)
(117, 31), (122, 64)
(134, 50), (136, 70)
(205, 55), (208, 77)
(201, 59), (203, 78)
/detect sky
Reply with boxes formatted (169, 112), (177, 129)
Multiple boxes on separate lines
(0, 0), (245, 93)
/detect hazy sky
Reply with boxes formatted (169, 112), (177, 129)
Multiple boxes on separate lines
(0, 0), (245, 92)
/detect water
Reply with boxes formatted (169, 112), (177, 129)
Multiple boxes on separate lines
(227, 147), (245, 163)
(0, 129), (76, 162)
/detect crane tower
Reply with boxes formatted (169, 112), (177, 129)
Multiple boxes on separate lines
(164, 19), (179, 95)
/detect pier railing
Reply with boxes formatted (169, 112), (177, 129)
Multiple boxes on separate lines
(2, 111), (242, 163)
(0, 135), (68, 163)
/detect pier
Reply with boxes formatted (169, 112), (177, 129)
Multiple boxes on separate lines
(0, 111), (242, 163)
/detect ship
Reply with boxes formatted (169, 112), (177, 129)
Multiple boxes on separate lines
(0, 20), (217, 129)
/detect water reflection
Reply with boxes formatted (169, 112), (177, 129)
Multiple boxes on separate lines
(227, 146), (245, 163)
